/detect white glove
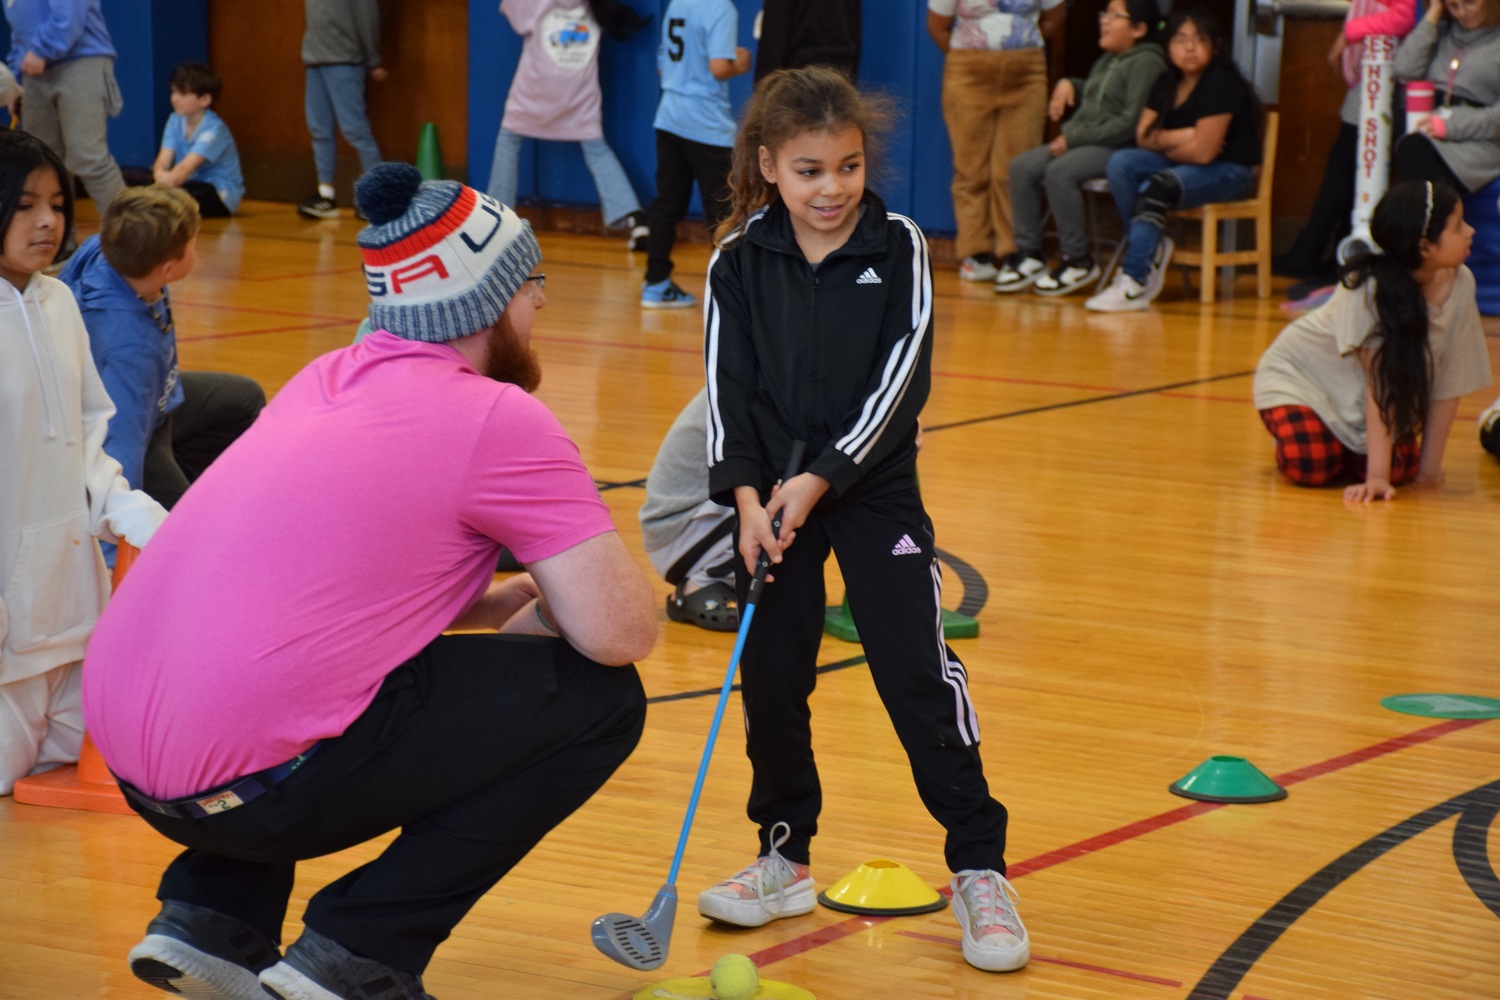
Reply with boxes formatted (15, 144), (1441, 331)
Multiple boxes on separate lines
(101, 489), (168, 548)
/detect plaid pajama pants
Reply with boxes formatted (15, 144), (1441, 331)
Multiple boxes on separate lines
(1259, 406), (1420, 487)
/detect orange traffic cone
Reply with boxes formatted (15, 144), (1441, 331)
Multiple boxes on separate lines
(12, 542), (138, 814)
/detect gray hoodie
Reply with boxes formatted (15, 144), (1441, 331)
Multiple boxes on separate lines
(302, 0), (381, 68)
(1060, 42), (1167, 150)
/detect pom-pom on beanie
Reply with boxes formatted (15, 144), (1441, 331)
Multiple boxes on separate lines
(354, 162), (541, 343)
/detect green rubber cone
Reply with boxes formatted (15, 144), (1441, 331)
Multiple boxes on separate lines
(416, 122), (443, 181)
(1169, 755), (1286, 803)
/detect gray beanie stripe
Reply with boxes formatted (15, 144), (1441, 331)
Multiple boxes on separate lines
(357, 168), (542, 343)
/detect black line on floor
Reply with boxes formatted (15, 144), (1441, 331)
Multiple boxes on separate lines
(1186, 779), (1500, 1000)
(923, 369), (1256, 434)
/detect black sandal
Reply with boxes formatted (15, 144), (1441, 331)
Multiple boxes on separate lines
(666, 581), (740, 632)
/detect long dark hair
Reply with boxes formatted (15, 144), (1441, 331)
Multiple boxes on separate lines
(714, 66), (896, 245)
(587, 0), (649, 40)
(1340, 180), (1460, 442)
(1153, 7), (1260, 137)
(0, 130), (73, 258)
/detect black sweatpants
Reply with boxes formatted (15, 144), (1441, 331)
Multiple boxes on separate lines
(734, 481), (1009, 875)
(131, 634), (646, 973)
(644, 129), (733, 285)
(144, 371), (265, 509)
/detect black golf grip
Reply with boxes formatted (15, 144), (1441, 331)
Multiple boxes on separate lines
(746, 440), (806, 607)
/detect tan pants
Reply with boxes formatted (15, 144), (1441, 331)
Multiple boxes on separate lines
(941, 47), (1048, 260)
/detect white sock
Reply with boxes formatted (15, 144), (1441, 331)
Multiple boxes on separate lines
(318, 183), (336, 201)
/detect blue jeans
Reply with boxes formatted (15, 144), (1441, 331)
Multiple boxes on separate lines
(1106, 148), (1255, 283)
(305, 65), (383, 185)
(487, 127), (641, 228)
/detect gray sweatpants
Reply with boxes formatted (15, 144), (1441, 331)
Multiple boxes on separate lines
(22, 55), (125, 211)
(1008, 142), (1115, 261)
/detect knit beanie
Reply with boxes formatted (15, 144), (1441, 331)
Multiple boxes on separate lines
(355, 162), (541, 343)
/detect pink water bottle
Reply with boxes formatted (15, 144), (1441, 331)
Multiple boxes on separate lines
(1406, 80), (1435, 133)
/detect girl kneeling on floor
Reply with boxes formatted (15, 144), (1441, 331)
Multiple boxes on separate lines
(1253, 181), (1491, 501)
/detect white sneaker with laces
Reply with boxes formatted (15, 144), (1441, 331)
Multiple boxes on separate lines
(951, 869), (1029, 972)
(698, 821), (815, 928)
(958, 256), (998, 282)
(1084, 271), (1150, 312)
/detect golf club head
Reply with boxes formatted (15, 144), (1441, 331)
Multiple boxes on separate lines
(591, 883), (677, 970)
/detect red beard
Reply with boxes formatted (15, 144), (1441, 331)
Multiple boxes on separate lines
(482, 313), (542, 392)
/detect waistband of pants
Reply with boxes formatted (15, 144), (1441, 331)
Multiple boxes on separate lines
(118, 741), (322, 820)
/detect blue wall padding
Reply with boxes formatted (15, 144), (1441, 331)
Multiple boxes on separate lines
(0, 1), (207, 170)
(1465, 177), (1500, 317)
(467, 0), (961, 235)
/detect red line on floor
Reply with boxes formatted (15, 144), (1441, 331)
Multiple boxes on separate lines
(177, 319), (353, 343)
(742, 717), (1488, 968)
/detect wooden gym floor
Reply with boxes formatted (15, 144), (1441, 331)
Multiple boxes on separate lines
(2, 201), (1498, 999)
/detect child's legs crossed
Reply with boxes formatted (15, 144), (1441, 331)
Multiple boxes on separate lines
(825, 490), (1008, 874)
(735, 516), (832, 864)
(0, 662), (83, 795)
(579, 139), (641, 228)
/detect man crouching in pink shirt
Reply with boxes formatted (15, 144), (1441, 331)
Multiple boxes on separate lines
(83, 162), (658, 1000)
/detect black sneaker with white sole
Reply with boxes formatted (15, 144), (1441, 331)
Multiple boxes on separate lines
(259, 929), (435, 1000)
(993, 253), (1046, 293)
(297, 195), (339, 220)
(127, 900), (281, 1000)
(1033, 256), (1101, 296)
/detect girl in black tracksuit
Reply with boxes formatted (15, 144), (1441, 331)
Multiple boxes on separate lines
(696, 66), (1028, 974)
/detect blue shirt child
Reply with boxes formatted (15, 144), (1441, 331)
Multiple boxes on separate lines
(161, 108), (245, 214)
(655, 0), (741, 148)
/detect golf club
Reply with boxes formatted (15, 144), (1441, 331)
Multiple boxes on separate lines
(591, 441), (806, 970)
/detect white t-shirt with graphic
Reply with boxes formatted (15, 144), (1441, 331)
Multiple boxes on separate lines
(500, 0), (605, 140)
(927, 0), (1063, 52)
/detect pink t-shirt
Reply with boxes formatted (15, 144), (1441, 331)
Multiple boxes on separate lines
(500, 0), (605, 141)
(82, 332), (615, 799)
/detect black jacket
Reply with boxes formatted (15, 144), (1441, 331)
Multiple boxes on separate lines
(754, 0), (862, 83)
(705, 191), (932, 507)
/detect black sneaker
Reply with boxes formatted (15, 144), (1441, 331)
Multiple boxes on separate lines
(259, 928), (435, 1000)
(127, 900), (281, 1000)
(297, 195), (339, 220)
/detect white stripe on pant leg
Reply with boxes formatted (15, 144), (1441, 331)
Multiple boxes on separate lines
(930, 560), (980, 746)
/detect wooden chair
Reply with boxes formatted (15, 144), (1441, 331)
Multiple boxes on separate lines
(1171, 110), (1280, 304)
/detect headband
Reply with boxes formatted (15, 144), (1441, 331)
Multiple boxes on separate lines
(1422, 181), (1433, 235)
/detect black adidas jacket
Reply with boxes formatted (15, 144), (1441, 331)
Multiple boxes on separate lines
(705, 190), (932, 507)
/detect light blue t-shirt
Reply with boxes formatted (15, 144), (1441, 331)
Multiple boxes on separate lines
(654, 0), (739, 148)
(161, 108), (245, 214)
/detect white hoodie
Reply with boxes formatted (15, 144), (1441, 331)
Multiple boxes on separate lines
(1, 273), (166, 685)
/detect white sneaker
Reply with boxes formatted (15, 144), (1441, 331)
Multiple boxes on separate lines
(951, 870), (1029, 972)
(697, 821), (816, 928)
(993, 254), (1047, 293)
(1033, 258), (1101, 296)
(958, 256), (998, 282)
(1143, 235), (1175, 304)
(1084, 271), (1151, 312)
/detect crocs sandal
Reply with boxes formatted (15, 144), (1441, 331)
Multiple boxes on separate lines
(666, 581), (740, 632)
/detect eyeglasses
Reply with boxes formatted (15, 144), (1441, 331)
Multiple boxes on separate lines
(1099, 10), (1132, 20)
(526, 273), (546, 289)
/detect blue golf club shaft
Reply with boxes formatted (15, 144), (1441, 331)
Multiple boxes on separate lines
(665, 441), (805, 885)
